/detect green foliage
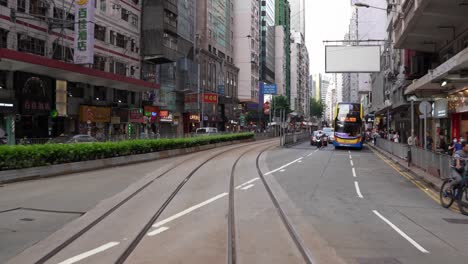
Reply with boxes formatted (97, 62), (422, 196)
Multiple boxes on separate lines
(310, 98), (325, 118)
(0, 133), (254, 170)
(271, 95), (291, 114)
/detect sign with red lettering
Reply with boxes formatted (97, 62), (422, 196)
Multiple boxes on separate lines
(203, 93), (218, 103)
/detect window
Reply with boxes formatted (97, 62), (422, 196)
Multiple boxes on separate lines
(121, 8), (129, 21)
(116, 33), (127, 49)
(131, 15), (138, 27)
(114, 89), (128, 103)
(130, 39), (136, 52)
(95, 24), (106, 41)
(115, 61), (127, 76)
(17, 34), (45, 56)
(94, 86), (107, 101)
(66, 13), (75, 30)
(53, 7), (64, 19)
(93, 55), (106, 71)
(29, 0), (47, 18)
(110, 30), (116, 45)
(100, 0), (106, 12)
(0, 0), (7, 7)
(52, 43), (73, 62)
(17, 0), (26, 12)
(0, 29), (7, 48)
(67, 82), (85, 98)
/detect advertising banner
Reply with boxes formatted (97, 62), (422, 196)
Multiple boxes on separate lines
(202, 93), (218, 103)
(80, 105), (111, 123)
(262, 84), (277, 95)
(74, 0), (95, 64)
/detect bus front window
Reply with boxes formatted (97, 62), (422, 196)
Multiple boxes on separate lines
(336, 122), (361, 139)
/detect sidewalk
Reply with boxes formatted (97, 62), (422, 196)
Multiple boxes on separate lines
(368, 143), (444, 191)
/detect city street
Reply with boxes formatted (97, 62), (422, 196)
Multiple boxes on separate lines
(2, 140), (468, 264)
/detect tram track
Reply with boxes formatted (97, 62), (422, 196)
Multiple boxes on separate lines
(31, 138), (277, 264)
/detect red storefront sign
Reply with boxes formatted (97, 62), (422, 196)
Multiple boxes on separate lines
(203, 93), (218, 103)
(128, 108), (143, 123)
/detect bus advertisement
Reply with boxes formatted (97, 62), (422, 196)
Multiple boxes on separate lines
(333, 103), (364, 150)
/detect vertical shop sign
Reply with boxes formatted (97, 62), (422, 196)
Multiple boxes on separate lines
(74, 0), (95, 64)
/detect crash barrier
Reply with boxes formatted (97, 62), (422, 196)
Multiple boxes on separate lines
(283, 132), (310, 146)
(376, 138), (451, 179)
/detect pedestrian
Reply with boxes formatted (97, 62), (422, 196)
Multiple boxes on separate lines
(393, 131), (400, 143)
(426, 133), (433, 150)
(450, 142), (468, 190)
(407, 134), (414, 146)
(449, 138), (457, 156)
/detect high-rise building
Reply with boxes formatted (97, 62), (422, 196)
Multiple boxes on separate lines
(196, 0), (239, 131)
(233, 0), (260, 103)
(290, 31), (309, 116)
(289, 0), (305, 37)
(260, 0), (276, 85)
(321, 76), (330, 103)
(274, 26), (287, 96)
(275, 0), (291, 100)
(0, 0), (158, 143)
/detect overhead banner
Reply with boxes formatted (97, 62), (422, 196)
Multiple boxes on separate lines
(263, 84), (277, 95)
(74, 0), (95, 64)
(325, 45), (381, 73)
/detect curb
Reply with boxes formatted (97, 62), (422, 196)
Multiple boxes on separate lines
(368, 144), (444, 191)
(0, 139), (255, 184)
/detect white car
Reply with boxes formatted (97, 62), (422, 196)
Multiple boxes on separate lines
(195, 127), (219, 136)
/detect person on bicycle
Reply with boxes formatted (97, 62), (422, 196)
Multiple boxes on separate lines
(451, 142), (468, 189)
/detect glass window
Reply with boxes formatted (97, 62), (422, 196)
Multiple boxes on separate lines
(0, 29), (7, 49)
(121, 8), (129, 21)
(114, 89), (128, 103)
(17, 0), (25, 12)
(94, 86), (107, 101)
(17, 34), (45, 56)
(93, 55), (106, 71)
(100, 0), (106, 12)
(95, 24), (106, 41)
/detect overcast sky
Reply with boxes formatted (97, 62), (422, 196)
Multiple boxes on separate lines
(305, 0), (352, 75)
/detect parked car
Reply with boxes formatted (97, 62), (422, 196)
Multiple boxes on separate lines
(48, 134), (98, 144)
(195, 127), (219, 136)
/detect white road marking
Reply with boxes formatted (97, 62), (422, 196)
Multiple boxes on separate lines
(235, 177), (260, 189)
(314, 149), (319, 152)
(147, 226), (169, 236)
(349, 155), (352, 160)
(348, 150), (351, 154)
(307, 153), (313, 157)
(352, 168), (357, 178)
(153, 193), (228, 228)
(264, 157), (303, 176)
(372, 210), (430, 254)
(350, 160), (354, 166)
(57, 242), (120, 264)
(280, 169), (286, 172)
(298, 160), (302, 163)
(354, 181), (363, 198)
(241, 184), (255, 190)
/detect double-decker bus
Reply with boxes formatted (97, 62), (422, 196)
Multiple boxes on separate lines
(333, 103), (364, 150)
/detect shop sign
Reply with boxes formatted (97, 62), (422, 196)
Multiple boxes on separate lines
(160, 112), (173, 122)
(56, 80), (67, 116)
(128, 108), (143, 123)
(203, 93), (218, 103)
(79, 105), (111, 123)
(159, 110), (169, 118)
(144, 106), (159, 122)
(23, 99), (51, 113)
(262, 84), (277, 95)
(0, 99), (16, 114)
(74, 0), (95, 64)
(189, 114), (200, 122)
(434, 99), (448, 118)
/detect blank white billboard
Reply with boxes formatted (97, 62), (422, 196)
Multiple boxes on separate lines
(325, 45), (381, 73)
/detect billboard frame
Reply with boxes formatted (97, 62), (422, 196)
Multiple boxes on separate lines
(325, 45), (382, 73)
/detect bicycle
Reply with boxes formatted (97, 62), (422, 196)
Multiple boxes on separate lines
(440, 171), (468, 215)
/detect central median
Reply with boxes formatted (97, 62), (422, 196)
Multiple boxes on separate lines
(0, 133), (256, 183)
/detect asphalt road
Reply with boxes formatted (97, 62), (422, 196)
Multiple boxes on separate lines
(3, 140), (468, 264)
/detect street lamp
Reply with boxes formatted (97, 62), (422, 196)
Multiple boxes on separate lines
(354, 2), (400, 13)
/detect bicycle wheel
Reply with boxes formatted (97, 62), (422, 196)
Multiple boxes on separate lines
(440, 180), (455, 208)
(457, 185), (468, 215)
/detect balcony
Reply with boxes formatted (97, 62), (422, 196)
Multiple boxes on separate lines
(393, 0), (468, 52)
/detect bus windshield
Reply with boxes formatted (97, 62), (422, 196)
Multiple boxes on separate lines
(334, 103), (362, 139)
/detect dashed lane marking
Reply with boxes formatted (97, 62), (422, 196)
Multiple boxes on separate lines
(264, 157), (303, 176)
(153, 193), (228, 228)
(352, 168), (357, 178)
(241, 184), (255, 190)
(57, 242), (120, 264)
(350, 160), (354, 166)
(235, 178), (260, 189)
(354, 181), (363, 198)
(373, 210), (430, 254)
(280, 169), (286, 172)
(147, 227), (169, 236)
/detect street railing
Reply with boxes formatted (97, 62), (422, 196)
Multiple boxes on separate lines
(283, 132), (310, 146)
(375, 138), (451, 179)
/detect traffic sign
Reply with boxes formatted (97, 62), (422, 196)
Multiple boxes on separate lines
(419, 101), (432, 117)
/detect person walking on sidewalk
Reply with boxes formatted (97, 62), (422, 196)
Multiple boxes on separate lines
(450, 142), (468, 189)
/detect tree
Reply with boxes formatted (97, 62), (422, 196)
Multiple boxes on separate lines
(271, 95), (291, 116)
(310, 98), (325, 118)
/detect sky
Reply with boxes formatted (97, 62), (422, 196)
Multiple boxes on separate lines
(305, 0), (352, 75)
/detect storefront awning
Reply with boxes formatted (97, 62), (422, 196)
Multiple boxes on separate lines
(0, 49), (159, 92)
(405, 47), (468, 95)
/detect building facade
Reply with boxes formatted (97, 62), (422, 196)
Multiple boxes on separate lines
(233, 0), (260, 104)
(259, 0), (276, 85)
(195, 0), (239, 132)
(275, 0), (291, 99)
(274, 26), (286, 96)
(290, 31), (309, 117)
(0, 0), (158, 144)
(289, 0), (305, 37)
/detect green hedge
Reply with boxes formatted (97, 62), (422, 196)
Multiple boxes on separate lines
(0, 133), (254, 171)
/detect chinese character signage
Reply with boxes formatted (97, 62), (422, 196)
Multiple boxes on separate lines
(263, 84), (277, 95)
(203, 93), (218, 103)
(74, 0), (95, 64)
